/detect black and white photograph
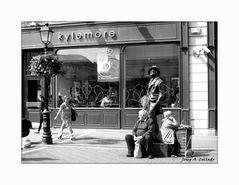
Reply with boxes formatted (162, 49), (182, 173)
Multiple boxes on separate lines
(1, 1), (239, 185)
(21, 21), (218, 164)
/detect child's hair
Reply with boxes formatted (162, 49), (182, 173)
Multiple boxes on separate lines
(140, 95), (150, 110)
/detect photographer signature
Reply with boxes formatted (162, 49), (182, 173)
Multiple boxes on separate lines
(181, 157), (215, 163)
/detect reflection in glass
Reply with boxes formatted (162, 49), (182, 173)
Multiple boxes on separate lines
(125, 43), (180, 108)
(57, 47), (120, 108)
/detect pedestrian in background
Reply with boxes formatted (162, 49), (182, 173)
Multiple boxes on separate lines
(22, 118), (32, 138)
(54, 96), (75, 140)
(100, 93), (112, 107)
(22, 118), (32, 149)
(36, 95), (45, 134)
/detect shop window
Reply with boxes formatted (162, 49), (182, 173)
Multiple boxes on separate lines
(57, 47), (120, 108)
(125, 43), (180, 108)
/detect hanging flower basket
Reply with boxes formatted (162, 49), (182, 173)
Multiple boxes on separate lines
(29, 54), (64, 77)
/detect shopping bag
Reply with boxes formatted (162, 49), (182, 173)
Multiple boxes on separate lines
(71, 108), (77, 121)
(134, 141), (142, 158)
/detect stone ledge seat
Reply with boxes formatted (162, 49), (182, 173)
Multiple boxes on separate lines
(152, 142), (169, 157)
(152, 127), (192, 157)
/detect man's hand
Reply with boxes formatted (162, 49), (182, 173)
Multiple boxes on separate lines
(138, 136), (143, 141)
(134, 136), (143, 142)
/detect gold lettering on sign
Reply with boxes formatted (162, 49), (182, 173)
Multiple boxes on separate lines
(109, 31), (116, 38)
(58, 33), (64, 40)
(76, 33), (82, 39)
(72, 32), (75, 40)
(58, 30), (117, 42)
(84, 32), (93, 39)
(65, 34), (70, 42)
(95, 31), (102, 38)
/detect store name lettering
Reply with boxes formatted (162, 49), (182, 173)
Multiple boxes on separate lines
(58, 31), (116, 42)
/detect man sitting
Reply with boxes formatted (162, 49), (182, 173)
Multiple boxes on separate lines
(125, 109), (157, 159)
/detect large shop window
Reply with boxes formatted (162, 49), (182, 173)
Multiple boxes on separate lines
(125, 43), (180, 108)
(57, 47), (120, 108)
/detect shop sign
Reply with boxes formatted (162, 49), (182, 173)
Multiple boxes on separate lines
(58, 30), (116, 42)
(22, 23), (179, 49)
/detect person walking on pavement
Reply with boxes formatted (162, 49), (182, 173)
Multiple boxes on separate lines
(54, 96), (75, 140)
(36, 95), (45, 134)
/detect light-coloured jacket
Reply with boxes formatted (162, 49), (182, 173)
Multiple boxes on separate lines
(160, 116), (179, 144)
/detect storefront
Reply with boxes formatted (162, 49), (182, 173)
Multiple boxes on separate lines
(22, 22), (217, 135)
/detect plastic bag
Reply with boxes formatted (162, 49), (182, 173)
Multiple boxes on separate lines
(134, 141), (142, 158)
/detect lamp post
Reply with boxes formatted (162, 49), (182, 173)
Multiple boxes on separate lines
(40, 23), (53, 55)
(39, 24), (53, 144)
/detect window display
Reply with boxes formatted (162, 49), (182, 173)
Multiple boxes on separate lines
(57, 47), (120, 108)
(125, 43), (180, 108)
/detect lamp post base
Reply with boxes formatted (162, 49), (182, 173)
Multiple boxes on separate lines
(42, 110), (53, 144)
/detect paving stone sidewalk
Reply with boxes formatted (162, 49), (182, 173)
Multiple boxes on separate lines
(21, 126), (218, 164)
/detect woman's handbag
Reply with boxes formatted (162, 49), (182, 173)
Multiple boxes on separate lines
(134, 141), (142, 158)
(71, 108), (77, 121)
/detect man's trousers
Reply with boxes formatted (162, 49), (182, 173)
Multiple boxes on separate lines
(125, 134), (154, 157)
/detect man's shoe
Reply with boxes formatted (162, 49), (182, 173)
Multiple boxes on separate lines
(126, 153), (134, 157)
(148, 155), (154, 159)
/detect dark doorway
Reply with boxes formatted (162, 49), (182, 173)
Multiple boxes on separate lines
(27, 80), (41, 102)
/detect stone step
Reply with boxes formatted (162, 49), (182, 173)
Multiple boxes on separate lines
(152, 143), (168, 157)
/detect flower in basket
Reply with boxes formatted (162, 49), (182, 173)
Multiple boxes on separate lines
(29, 54), (64, 77)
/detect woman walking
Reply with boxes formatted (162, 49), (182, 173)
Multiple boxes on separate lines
(54, 96), (75, 140)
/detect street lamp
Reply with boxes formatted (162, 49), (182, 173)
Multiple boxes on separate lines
(39, 24), (53, 144)
(40, 23), (53, 55)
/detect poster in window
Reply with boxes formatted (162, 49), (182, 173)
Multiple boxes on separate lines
(97, 47), (120, 82)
